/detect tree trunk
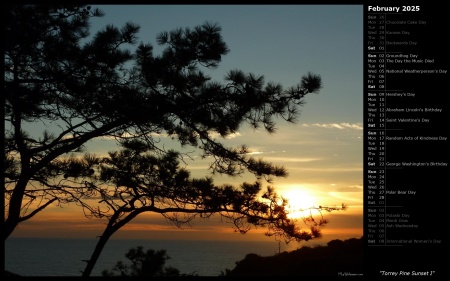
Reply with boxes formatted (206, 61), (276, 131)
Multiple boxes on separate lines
(81, 209), (142, 276)
(81, 228), (115, 277)
(4, 177), (29, 240)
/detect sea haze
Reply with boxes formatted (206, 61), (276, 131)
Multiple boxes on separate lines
(5, 237), (301, 276)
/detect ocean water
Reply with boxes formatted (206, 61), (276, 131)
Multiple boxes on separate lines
(4, 237), (301, 276)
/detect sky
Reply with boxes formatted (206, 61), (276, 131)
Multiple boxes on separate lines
(11, 4), (364, 247)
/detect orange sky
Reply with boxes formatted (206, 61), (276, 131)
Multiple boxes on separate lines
(9, 118), (364, 248)
(10, 201), (363, 249)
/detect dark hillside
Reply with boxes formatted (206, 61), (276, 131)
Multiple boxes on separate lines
(223, 237), (363, 276)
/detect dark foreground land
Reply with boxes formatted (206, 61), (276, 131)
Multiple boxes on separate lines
(223, 237), (363, 276)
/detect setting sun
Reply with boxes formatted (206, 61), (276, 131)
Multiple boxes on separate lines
(281, 188), (317, 218)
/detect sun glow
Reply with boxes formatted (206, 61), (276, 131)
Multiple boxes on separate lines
(281, 189), (318, 218)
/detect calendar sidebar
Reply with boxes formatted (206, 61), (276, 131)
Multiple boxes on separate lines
(364, 3), (447, 278)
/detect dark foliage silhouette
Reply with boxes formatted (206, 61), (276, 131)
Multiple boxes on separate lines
(78, 139), (345, 276)
(102, 246), (197, 277)
(4, 4), (346, 277)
